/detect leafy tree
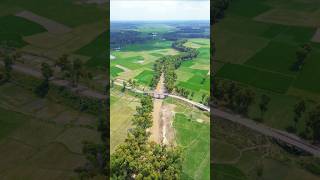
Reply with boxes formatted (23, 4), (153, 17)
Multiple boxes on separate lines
(122, 81), (126, 92)
(4, 55), (13, 81)
(55, 54), (70, 72)
(35, 63), (53, 98)
(259, 94), (270, 119)
(293, 100), (306, 129)
(111, 96), (183, 179)
(111, 79), (114, 88)
(306, 105), (320, 141)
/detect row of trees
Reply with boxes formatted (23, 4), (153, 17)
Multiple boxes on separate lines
(111, 96), (183, 179)
(213, 78), (256, 115)
(292, 43), (312, 71)
(150, 39), (199, 93)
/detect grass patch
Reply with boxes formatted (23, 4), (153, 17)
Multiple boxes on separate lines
(174, 113), (210, 180)
(2, 0), (106, 27)
(216, 63), (293, 93)
(212, 163), (247, 180)
(244, 41), (298, 76)
(134, 70), (153, 85)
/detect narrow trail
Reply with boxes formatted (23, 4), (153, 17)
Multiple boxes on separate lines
(150, 73), (165, 144)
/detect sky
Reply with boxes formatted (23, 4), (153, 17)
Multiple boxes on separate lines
(110, 0), (210, 21)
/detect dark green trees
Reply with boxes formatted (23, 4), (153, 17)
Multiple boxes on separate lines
(35, 62), (53, 98)
(151, 39), (199, 93)
(111, 96), (183, 179)
(3, 54), (13, 82)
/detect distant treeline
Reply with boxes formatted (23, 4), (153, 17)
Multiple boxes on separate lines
(151, 39), (199, 92)
(163, 30), (209, 41)
(212, 0), (231, 23)
(110, 30), (152, 49)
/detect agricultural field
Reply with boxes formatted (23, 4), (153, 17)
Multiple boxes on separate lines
(110, 87), (140, 152)
(176, 38), (210, 101)
(0, 83), (101, 179)
(110, 21), (210, 178)
(212, 117), (320, 180)
(214, 0), (320, 135)
(0, 1), (107, 179)
(0, 0), (108, 92)
(166, 98), (210, 180)
(110, 39), (179, 89)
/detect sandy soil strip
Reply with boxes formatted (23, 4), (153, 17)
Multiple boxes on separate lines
(312, 28), (320, 43)
(16, 11), (71, 34)
(115, 65), (130, 72)
(150, 99), (162, 143)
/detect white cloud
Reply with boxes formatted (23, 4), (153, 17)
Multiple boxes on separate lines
(110, 0), (210, 21)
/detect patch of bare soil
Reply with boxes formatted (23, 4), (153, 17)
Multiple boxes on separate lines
(150, 99), (162, 143)
(15, 11), (71, 34)
(312, 28), (320, 43)
(160, 104), (176, 145)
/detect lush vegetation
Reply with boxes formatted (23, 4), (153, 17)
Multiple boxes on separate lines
(111, 96), (183, 179)
(151, 39), (199, 92)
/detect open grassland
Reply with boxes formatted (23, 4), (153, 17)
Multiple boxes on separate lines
(0, 83), (100, 179)
(212, 117), (320, 180)
(214, 0), (320, 134)
(75, 31), (107, 68)
(164, 97), (210, 180)
(174, 113), (210, 180)
(176, 38), (210, 101)
(110, 87), (140, 152)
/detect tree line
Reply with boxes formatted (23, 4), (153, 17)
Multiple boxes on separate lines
(214, 77), (320, 143)
(150, 39), (199, 93)
(111, 96), (183, 179)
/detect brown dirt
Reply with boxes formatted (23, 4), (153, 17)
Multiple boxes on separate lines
(159, 104), (176, 145)
(150, 99), (162, 143)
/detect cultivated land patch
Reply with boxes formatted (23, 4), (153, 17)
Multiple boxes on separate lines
(254, 8), (320, 27)
(110, 89), (139, 152)
(1, 0), (106, 27)
(216, 63), (293, 93)
(0, 15), (46, 48)
(175, 38), (210, 101)
(0, 83), (100, 178)
(16, 10), (71, 34)
(174, 113), (210, 180)
(244, 41), (298, 76)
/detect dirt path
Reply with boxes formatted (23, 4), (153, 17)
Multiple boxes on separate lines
(160, 104), (175, 145)
(150, 99), (162, 143)
(150, 73), (165, 143)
